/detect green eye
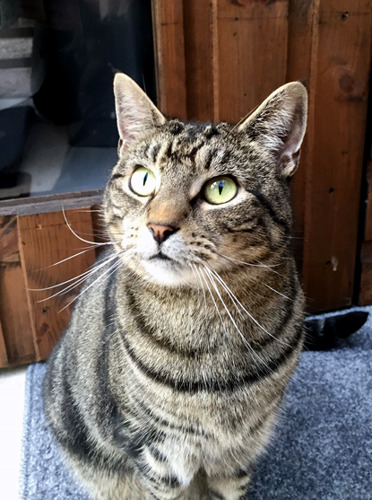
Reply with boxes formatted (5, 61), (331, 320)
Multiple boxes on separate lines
(130, 167), (156, 196)
(203, 177), (238, 205)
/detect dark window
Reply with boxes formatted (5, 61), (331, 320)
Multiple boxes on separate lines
(0, 0), (155, 200)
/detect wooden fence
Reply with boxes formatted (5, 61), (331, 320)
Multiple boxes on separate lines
(0, 0), (371, 367)
(153, 0), (372, 312)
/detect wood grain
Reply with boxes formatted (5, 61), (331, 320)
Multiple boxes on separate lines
(212, 0), (289, 123)
(359, 157), (372, 305)
(151, 0), (371, 312)
(301, 0), (371, 311)
(363, 160), (372, 242)
(18, 210), (97, 360)
(0, 319), (8, 367)
(152, 0), (187, 118)
(183, 0), (215, 121)
(0, 189), (103, 216)
(360, 260), (372, 305)
(0, 216), (35, 367)
(0, 2), (370, 368)
(287, 0), (320, 272)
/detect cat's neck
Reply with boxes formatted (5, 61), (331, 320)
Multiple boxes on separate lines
(116, 260), (292, 325)
(113, 260), (297, 361)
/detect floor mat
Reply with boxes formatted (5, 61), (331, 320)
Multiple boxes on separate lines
(21, 308), (372, 500)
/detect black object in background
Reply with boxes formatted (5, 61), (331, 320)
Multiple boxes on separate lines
(29, 0), (155, 147)
(304, 310), (369, 350)
(0, 106), (33, 194)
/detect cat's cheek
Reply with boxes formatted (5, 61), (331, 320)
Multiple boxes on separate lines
(162, 236), (191, 262)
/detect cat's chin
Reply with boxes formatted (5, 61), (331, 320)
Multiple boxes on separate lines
(140, 259), (196, 287)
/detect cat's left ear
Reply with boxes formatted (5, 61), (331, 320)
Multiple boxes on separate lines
(114, 73), (166, 156)
(237, 82), (308, 177)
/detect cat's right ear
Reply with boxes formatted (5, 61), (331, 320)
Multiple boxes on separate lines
(114, 73), (166, 156)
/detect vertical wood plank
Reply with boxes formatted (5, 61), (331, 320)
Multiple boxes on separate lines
(153, 0), (371, 312)
(360, 262), (372, 305)
(212, 0), (289, 123)
(18, 210), (97, 360)
(301, 0), (371, 311)
(359, 156), (372, 305)
(0, 216), (36, 366)
(0, 319), (9, 367)
(360, 243), (372, 305)
(183, 0), (215, 121)
(287, 0), (320, 271)
(363, 159), (372, 241)
(152, 0), (187, 118)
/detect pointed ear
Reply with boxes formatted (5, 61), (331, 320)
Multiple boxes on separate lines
(237, 82), (308, 177)
(113, 73), (166, 156)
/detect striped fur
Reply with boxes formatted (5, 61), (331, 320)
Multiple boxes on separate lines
(44, 74), (307, 500)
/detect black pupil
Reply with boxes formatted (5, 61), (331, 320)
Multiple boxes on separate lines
(218, 180), (224, 195)
(143, 172), (148, 186)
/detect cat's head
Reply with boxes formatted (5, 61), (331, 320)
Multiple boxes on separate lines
(104, 73), (307, 287)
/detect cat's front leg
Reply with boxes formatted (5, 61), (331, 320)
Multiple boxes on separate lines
(134, 444), (208, 500)
(136, 457), (194, 500)
(206, 471), (252, 500)
(141, 476), (185, 500)
(204, 455), (254, 500)
(140, 471), (197, 500)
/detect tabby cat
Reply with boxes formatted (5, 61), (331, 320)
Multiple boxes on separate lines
(43, 73), (308, 500)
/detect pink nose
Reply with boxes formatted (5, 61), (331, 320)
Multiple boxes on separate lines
(147, 223), (177, 244)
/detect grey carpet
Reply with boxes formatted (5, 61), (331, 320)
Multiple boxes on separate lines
(20, 308), (372, 500)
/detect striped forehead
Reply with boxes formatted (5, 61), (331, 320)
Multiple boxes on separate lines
(144, 121), (232, 173)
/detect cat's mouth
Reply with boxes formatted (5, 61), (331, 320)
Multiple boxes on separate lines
(140, 250), (195, 286)
(149, 251), (173, 261)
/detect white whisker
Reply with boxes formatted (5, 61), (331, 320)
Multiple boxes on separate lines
(49, 246), (98, 268)
(74, 209), (105, 213)
(191, 264), (207, 311)
(203, 267), (275, 373)
(203, 266), (257, 354)
(264, 284), (292, 300)
(36, 275), (90, 302)
(197, 266), (230, 339)
(204, 266), (273, 372)
(207, 267), (291, 348)
(58, 254), (125, 313)
(216, 252), (281, 270)
(62, 206), (113, 247)
(35, 252), (121, 303)
(30, 267), (93, 292)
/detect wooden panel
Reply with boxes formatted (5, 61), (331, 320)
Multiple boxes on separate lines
(212, 0), (289, 123)
(0, 319), (9, 367)
(183, 0), (215, 121)
(0, 189), (103, 216)
(359, 156), (372, 305)
(152, 0), (371, 311)
(153, 0), (290, 122)
(152, 0), (187, 118)
(18, 210), (97, 360)
(301, 0), (371, 311)
(360, 260), (372, 305)
(0, 216), (35, 367)
(363, 159), (372, 241)
(287, 0), (320, 269)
